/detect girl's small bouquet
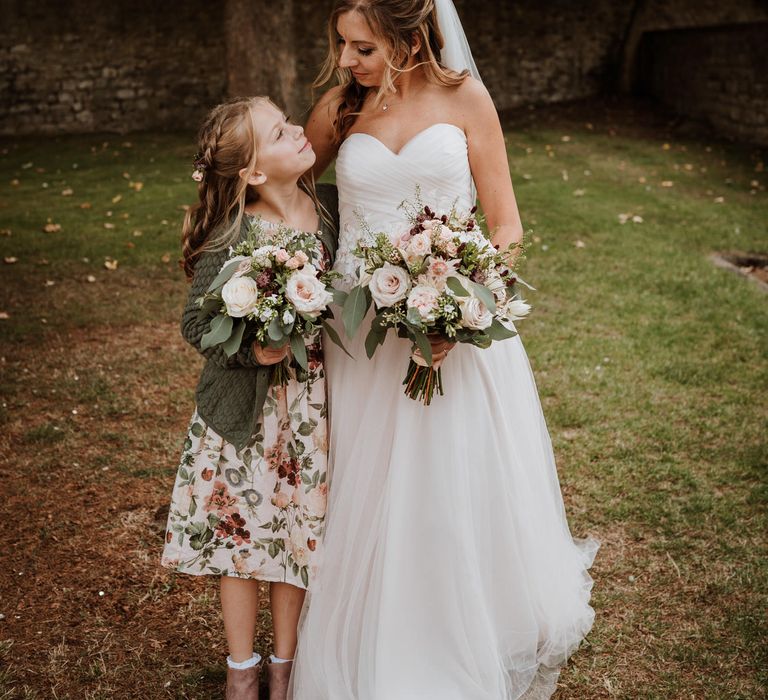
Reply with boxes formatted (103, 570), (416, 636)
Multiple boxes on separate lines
(196, 218), (347, 385)
(340, 196), (533, 404)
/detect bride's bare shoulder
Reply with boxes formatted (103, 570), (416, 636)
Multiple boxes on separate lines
(453, 75), (491, 104)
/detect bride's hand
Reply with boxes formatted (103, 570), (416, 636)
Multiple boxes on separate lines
(252, 342), (290, 365)
(413, 334), (456, 369)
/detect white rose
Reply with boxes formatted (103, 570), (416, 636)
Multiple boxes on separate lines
(221, 276), (260, 318)
(407, 284), (441, 322)
(282, 309), (295, 325)
(369, 262), (411, 308)
(402, 231), (432, 263)
(251, 245), (279, 267)
(285, 265), (333, 318)
(458, 294), (493, 330)
(303, 483), (327, 518)
(504, 298), (531, 321)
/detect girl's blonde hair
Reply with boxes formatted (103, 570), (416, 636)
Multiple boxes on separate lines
(181, 96), (332, 279)
(315, 0), (468, 143)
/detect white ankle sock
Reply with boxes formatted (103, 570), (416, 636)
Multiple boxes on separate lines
(227, 652), (262, 669)
(269, 654), (293, 664)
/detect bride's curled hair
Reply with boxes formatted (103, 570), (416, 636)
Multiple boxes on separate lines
(316, 0), (467, 142)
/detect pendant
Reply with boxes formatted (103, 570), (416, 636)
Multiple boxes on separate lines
(382, 103), (389, 111)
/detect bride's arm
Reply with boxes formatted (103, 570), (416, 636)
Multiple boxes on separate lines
(460, 78), (524, 255)
(305, 85), (344, 179)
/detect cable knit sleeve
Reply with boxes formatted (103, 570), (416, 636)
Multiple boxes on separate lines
(180, 247), (262, 369)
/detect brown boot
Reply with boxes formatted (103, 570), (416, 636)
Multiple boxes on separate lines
(226, 659), (262, 700)
(267, 659), (293, 700)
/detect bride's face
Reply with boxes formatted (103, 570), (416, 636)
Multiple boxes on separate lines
(336, 11), (388, 88)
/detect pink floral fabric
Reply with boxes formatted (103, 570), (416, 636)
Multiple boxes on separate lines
(161, 344), (328, 588)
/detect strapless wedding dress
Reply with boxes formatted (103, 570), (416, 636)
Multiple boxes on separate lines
(290, 123), (599, 700)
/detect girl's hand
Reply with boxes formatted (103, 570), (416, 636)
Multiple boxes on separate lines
(413, 334), (456, 369)
(252, 342), (290, 365)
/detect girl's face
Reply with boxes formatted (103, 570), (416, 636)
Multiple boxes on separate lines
(336, 11), (389, 88)
(245, 102), (315, 185)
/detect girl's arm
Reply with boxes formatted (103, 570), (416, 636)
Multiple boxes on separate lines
(180, 248), (263, 369)
(305, 85), (344, 179)
(460, 78), (524, 252)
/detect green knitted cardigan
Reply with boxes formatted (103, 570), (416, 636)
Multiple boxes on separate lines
(181, 183), (339, 452)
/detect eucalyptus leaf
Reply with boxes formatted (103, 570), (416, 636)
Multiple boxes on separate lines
(412, 330), (433, 366)
(200, 314), (234, 350)
(365, 325), (387, 359)
(342, 285), (371, 338)
(487, 319), (518, 341)
(471, 281), (497, 313)
(322, 320), (353, 358)
(332, 287), (349, 306)
(290, 332), (308, 370)
(221, 320), (247, 357)
(206, 258), (244, 293)
(446, 276), (470, 297)
(268, 317), (284, 342)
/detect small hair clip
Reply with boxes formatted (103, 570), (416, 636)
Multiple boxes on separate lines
(192, 153), (207, 182)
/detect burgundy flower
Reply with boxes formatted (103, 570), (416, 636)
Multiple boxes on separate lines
(256, 270), (274, 289)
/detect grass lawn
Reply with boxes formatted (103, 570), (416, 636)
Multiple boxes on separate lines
(0, 106), (766, 699)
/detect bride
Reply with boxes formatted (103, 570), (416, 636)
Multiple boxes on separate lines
(291, 1), (599, 698)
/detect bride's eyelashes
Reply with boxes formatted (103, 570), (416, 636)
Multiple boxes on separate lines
(336, 37), (375, 56)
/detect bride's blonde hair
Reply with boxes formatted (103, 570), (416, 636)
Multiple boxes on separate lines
(315, 0), (467, 143)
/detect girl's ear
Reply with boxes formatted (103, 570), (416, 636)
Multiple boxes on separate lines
(240, 167), (267, 186)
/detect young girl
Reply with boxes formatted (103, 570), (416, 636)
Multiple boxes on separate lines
(160, 96), (338, 700)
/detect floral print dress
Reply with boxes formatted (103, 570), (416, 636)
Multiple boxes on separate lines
(161, 226), (330, 589)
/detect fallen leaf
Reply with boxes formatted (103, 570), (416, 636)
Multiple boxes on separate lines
(41, 182), (49, 188)
(104, 259), (119, 271)
(714, 196), (724, 203)
(126, 242), (135, 249)
(61, 187), (74, 196)
(132, 230), (143, 237)
(522, 174), (532, 181)
(10, 179), (19, 186)
(0, 229), (11, 236)
(122, 172), (131, 179)
(119, 213), (129, 219)
(121, 141), (133, 148)
(43, 222), (62, 234)
(0, 312), (9, 320)
(618, 213), (630, 225)
(86, 275), (96, 283)
(561, 135), (571, 142)
(661, 181), (674, 188)
(105, 211), (113, 217)
(684, 164), (693, 171)
(662, 143), (671, 151)
(178, 204), (190, 211)
(80, 202), (92, 209)
(44, 280), (55, 287)
(161, 253), (171, 264)
(561, 170), (569, 181)
(111, 194), (122, 204)
(638, 176), (646, 184)
(161, 219), (169, 226)
(38, 259), (49, 265)
(4, 257), (18, 264)
(129, 181), (144, 192)
(21, 162), (32, 169)
(574, 240), (586, 248)
(632, 215), (644, 224)
(103, 222), (116, 230)
(573, 189), (586, 197)
(751, 180), (760, 188)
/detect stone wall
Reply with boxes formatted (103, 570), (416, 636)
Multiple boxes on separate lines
(2, 0), (768, 143)
(0, 0), (227, 134)
(636, 23), (768, 145)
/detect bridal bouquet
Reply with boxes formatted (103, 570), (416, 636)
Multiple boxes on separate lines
(195, 218), (346, 384)
(340, 197), (532, 404)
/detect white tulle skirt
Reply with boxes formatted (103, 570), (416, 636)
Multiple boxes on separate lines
(290, 318), (599, 700)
